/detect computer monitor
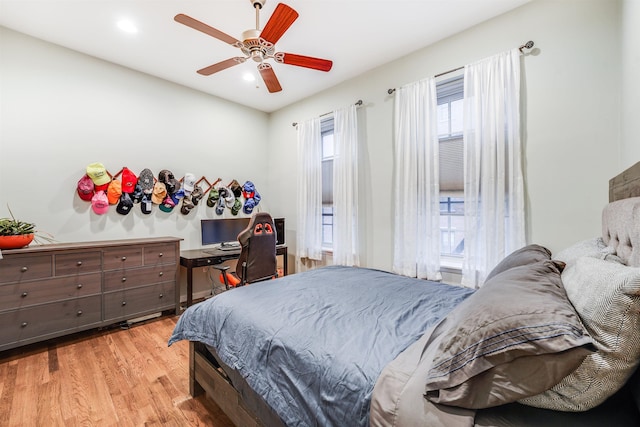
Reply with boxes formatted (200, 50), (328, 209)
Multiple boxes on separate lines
(201, 218), (250, 247)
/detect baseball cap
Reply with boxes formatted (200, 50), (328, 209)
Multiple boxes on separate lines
(138, 168), (154, 194)
(243, 197), (256, 214)
(77, 174), (94, 202)
(107, 180), (122, 205)
(86, 162), (111, 186)
(180, 196), (195, 215)
(229, 179), (242, 198)
(159, 195), (176, 213)
(131, 183), (143, 203)
(141, 194), (152, 214)
(121, 167), (137, 194)
(158, 169), (180, 194)
(215, 197), (225, 215)
(183, 173), (196, 194)
(116, 192), (134, 215)
(91, 190), (109, 215)
(206, 187), (220, 207)
(151, 182), (167, 204)
(191, 186), (204, 206)
(221, 187), (235, 208)
(231, 198), (242, 215)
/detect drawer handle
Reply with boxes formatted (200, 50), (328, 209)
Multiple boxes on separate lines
(77, 261), (83, 266)
(159, 252), (164, 257)
(159, 293), (164, 298)
(121, 277), (127, 282)
(21, 322), (28, 328)
(21, 292), (28, 298)
(77, 284), (83, 289)
(122, 301), (127, 306)
(159, 271), (164, 277)
(21, 266), (28, 272)
(77, 310), (83, 316)
(121, 256), (127, 261)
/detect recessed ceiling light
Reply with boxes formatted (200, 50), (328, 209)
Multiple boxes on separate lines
(117, 19), (138, 34)
(243, 73), (256, 82)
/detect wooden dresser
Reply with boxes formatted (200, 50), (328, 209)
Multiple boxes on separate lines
(0, 236), (181, 352)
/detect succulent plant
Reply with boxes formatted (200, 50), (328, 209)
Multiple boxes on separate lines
(0, 206), (35, 236)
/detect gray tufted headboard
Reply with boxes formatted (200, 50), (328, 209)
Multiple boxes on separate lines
(602, 197), (640, 267)
(605, 162), (640, 267)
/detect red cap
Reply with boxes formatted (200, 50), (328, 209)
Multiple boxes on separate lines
(121, 167), (137, 194)
(77, 174), (94, 202)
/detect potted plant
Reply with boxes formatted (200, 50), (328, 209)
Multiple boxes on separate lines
(0, 207), (36, 249)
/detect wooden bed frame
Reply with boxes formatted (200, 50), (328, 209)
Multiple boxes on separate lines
(187, 161), (640, 427)
(189, 341), (265, 427)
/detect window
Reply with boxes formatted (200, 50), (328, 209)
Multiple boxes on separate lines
(437, 75), (464, 259)
(321, 117), (334, 249)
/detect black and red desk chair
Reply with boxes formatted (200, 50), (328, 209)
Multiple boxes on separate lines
(213, 212), (278, 289)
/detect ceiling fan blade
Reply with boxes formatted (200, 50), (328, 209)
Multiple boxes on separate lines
(174, 14), (240, 46)
(197, 57), (246, 76)
(260, 3), (299, 45)
(276, 53), (333, 72)
(258, 63), (282, 93)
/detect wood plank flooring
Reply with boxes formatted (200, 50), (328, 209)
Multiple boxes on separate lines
(0, 315), (234, 427)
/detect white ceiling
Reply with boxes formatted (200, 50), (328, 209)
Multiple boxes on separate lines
(0, 0), (530, 113)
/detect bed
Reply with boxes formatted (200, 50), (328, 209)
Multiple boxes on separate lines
(169, 162), (640, 426)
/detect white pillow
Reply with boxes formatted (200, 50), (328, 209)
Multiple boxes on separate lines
(520, 256), (640, 411)
(553, 237), (618, 266)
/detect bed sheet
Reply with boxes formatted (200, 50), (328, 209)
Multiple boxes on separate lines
(169, 265), (474, 426)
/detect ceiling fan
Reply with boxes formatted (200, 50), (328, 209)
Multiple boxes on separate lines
(174, 0), (333, 93)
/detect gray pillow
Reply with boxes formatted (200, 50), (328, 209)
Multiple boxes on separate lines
(484, 244), (551, 282)
(520, 257), (640, 411)
(425, 260), (594, 409)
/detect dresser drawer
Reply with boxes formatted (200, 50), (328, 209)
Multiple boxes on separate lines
(55, 251), (102, 276)
(0, 273), (101, 312)
(103, 265), (176, 292)
(143, 243), (176, 266)
(0, 254), (52, 284)
(103, 282), (176, 322)
(0, 296), (102, 346)
(102, 247), (143, 271)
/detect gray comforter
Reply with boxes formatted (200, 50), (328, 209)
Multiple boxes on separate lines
(168, 265), (473, 426)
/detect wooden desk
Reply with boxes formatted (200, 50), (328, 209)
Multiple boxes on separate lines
(179, 245), (288, 308)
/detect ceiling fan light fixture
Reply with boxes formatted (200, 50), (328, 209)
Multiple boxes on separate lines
(116, 19), (138, 34)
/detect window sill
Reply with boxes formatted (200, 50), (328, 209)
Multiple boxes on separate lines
(441, 256), (462, 273)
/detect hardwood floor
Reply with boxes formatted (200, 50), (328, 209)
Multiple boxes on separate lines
(0, 315), (234, 427)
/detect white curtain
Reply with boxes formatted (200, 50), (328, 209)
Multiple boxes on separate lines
(296, 117), (323, 268)
(392, 78), (442, 280)
(332, 105), (360, 266)
(461, 48), (525, 288)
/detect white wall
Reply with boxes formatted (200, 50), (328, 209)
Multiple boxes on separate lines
(0, 27), (270, 251)
(267, 0), (623, 273)
(621, 0), (640, 165)
(1, 0), (630, 284)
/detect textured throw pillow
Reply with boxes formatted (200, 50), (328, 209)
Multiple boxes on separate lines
(520, 257), (640, 411)
(484, 244), (551, 282)
(553, 237), (620, 266)
(425, 260), (594, 409)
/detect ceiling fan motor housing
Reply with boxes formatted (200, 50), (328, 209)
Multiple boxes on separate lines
(240, 29), (275, 62)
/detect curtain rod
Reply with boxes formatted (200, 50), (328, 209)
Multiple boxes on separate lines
(386, 40), (535, 95)
(292, 100), (363, 127)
